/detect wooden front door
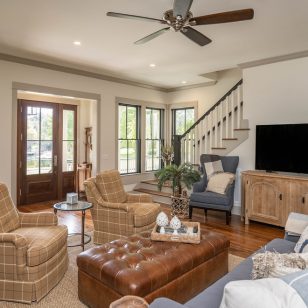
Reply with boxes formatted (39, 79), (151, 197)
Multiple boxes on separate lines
(18, 100), (77, 205)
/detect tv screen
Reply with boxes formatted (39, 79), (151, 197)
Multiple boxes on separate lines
(255, 124), (308, 174)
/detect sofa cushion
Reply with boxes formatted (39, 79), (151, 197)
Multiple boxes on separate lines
(133, 203), (160, 228)
(190, 191), (230, 206)
(96, 170), (127, 203)
(185, 239), (296, 308)
(0, 183), (20, 233)
(12, 225), (67, 266)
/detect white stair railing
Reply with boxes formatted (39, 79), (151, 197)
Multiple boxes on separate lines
(175, 79), (244, 165)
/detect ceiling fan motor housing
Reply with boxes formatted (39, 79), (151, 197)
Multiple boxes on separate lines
(163, 9), (193, 31)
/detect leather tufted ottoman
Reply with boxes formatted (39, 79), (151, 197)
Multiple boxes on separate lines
(77, 231), (229, 308)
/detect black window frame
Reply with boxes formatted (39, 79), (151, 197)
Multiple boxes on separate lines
(118, 103), (141, 174)
(145, 107), (164, 172)
(172, 107), (195, 137)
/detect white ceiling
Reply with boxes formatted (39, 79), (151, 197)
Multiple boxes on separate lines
(1, 0), (308, 89)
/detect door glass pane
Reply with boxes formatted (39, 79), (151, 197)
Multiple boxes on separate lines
(40, 141), (53, 174)
(41, 108), (53, 140)
(27, 141), (39, 175)
(63, 110), (74, 140)
(119, 140), (128, 174)
(175, 109), (185, 135)
(119, 105), (127, 139)
(62, 140), (74, 171)
(128, 140), (137, 173)
(27, 107), (40, 140)
(127, 106), (137, 139)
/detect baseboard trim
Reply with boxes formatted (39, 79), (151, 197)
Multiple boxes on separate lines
(232, 202), (241, 216)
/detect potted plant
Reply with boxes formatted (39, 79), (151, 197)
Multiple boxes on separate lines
(155, 163), (201, 197)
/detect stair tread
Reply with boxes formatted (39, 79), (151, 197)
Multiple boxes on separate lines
(234, 128), (250, 131)
(212, 147), (227, 150)
(134, 188), (172, 198)
(140, 180), (172, 188)
(222, 138), (238, 140)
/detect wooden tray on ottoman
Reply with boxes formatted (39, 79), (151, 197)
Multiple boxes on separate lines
(151, 221), (201, 244)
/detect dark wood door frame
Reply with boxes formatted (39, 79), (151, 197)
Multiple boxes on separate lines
(17, 100), (77, 206)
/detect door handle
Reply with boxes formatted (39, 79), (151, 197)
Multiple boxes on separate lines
(53, 155), (58, 167)
(303, 196), (306, 204)
(279, 194), (282, 201)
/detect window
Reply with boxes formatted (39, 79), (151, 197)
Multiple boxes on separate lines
(118, 104), (141, 174)
(172, 107), (195, 136)
(145, 108), (164, 171)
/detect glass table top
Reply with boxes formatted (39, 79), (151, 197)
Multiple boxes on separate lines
(53, 201), (92, 211)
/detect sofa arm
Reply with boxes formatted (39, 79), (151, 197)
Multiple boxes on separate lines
(19, 212), (58, 227)
(126, 193), (153, 203)
(0, 233), (27, 277)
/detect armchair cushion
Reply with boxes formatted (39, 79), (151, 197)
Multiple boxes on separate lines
(11, 225), (68, 266)
(190, 191), (230, 206)
(19, 212), (58, 227)
(96, 170), (127, 203)
(133, 203), (160, 227)
(0, 183), (20, 232)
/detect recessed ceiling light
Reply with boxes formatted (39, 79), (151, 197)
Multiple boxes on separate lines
(149, 63), (156, 68)
(181, 81), (187, 84)
(73, 41), (81, 46)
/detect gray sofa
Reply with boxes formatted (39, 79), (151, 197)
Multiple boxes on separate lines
(150, 237), (297, 308)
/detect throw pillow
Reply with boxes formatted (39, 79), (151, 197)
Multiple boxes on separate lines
(252, 251), (308, 279)
(295, 225), (308, 253)
(285, 212), (308, 236)
(206, 172), (235, 195)
(219, 272), (308, 308)
(204, 159), (224, 178)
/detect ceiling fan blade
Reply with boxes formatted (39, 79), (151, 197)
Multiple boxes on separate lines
(135, 27), (170, 45)
(107, 12), (166, 24)
(173, 0), (194, 18)
(181, 26), (212, 46)
(191, 9), (254, 25)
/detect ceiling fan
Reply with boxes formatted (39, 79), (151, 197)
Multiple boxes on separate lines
(107, 0), (254, 46)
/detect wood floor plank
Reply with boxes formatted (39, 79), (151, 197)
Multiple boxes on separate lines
(18, 202), (284, 258)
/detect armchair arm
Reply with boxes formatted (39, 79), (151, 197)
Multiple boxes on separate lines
(193, 174), (208, 193)
(97, 200), (138, 213)
(19, 212), (58, 227)
(0, 233), (27, 277)
(126, 193), (153, 203)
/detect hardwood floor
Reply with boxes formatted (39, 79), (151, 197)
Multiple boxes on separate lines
(18, 202), (284, 258)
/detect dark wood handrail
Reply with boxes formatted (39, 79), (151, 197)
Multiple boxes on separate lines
(180, 79), (243, 139)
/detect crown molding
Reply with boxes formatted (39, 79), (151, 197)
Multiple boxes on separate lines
(0, 52), (168, 92)
(238, 50), (308, 69)
(166, 81), (217, 93)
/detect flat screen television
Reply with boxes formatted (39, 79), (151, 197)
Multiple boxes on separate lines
(255, 124), (308, 174)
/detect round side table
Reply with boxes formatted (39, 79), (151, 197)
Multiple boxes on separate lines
(53, 201), (93, 251)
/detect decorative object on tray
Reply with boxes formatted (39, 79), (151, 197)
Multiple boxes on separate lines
(151, 221), (201, 244)
(156, 211), (169, 234)
(66, 192), (78, 204)
(170, 215), (181, 235)
(161, 144), (174, 166)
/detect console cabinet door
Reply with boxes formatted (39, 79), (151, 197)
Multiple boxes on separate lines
(246, 176), (284, 226)
(289, 181), (308, 216)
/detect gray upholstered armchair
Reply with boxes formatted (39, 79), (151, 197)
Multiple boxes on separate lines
(189, 155), (239, 224)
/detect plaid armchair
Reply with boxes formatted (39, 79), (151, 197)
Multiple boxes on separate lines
(0, 183), (68, 304)
(84, 170), (160, 244)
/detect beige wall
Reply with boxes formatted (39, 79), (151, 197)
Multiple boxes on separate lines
(166, 68), (243, 117)
(230, 56), (308, 207)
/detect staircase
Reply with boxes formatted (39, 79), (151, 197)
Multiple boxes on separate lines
(135, 79), (249, 204)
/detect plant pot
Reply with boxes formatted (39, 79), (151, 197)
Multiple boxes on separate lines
(171, 195), (190, 219)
